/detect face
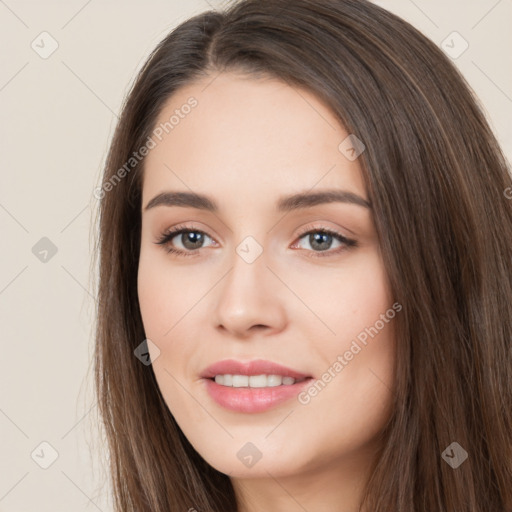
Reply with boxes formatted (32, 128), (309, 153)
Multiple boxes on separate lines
(137, 72), (397, 483)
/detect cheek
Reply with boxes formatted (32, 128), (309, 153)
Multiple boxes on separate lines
(298, 321), (396, 460)
(338, 258), (393, 341)
(137, 253), (204, 369)
(294, 250), (396, 427)
(331, 253), (396, 406)
(137, 259), (197, 416)
(137, 262), (186, 365)
(137, 261), (168, 336)
(137, 251), (198, 336)
(289, 248), (393, 343)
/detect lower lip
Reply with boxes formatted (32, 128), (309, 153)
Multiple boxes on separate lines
(203, 377), (314, 413)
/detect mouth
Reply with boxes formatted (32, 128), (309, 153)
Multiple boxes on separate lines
(199, 359), (314, 412)
(202, 375), (315, 413)
(200, 359), (314, 413)
(200, 358), (313, 382)
(205, 374), (313, 388)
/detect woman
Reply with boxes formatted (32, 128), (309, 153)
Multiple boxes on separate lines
(92, 0), (512, 510)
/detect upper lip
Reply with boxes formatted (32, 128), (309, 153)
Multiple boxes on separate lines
(200, 359), (312, 380)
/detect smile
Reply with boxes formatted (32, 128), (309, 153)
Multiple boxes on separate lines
(203, 376), (314, 413)
(211, 374), (307, 387)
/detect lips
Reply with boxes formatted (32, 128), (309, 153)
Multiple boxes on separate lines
(200, 358), (312, 380)
(200, 359), (315, 413)
(203, 377), (313, 413)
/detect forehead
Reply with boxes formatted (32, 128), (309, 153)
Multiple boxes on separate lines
(142, 72), (367, 207)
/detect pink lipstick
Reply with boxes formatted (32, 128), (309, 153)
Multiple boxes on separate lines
(200, 359), (314, 413)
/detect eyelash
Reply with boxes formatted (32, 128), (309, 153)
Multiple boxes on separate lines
(154, 223), (358, 259)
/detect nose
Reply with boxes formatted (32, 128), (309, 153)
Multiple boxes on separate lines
(213, 248), (287, 339)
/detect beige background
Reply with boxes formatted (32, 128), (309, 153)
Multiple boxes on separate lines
(0, 1), (510, 510)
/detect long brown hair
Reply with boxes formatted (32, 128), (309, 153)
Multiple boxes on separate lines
(90, 0), (512, 510)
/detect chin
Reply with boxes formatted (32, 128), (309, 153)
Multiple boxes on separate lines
(198, 445), (306, 479)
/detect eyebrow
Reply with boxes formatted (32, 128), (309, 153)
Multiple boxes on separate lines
(143, 189), (372, 213)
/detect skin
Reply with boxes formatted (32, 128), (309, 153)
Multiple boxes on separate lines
(137, 72), (397, 512)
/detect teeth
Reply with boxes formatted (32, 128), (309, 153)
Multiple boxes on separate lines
(267, 375), (283, 387)
(232, 375), (249, 387)
(213, 374), (301, 387)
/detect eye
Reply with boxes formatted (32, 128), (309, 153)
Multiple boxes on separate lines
(154, 224), (216, 257)
(292, 226), (358, 258)
(154, 224), (358, 258)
